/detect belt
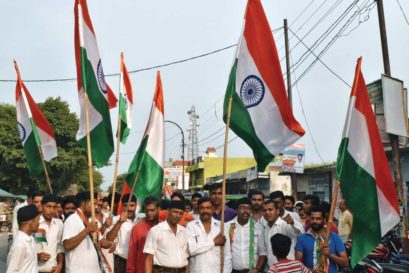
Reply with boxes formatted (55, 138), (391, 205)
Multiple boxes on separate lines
(232, 269), (249, 273)
(153, 265), (186, 273)
(113, 254), (127, 261)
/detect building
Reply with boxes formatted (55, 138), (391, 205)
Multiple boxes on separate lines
(164, 160), (190, 190)
(186, 147), (258, 190)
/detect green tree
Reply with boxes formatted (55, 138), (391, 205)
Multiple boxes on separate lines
(0, 97), (103, 195)
(107, 173), (127, 194)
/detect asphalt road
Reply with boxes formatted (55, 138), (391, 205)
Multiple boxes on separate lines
(0, 233), (9, 272)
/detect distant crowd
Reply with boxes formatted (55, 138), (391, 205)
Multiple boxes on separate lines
(7, 183), (353, 273)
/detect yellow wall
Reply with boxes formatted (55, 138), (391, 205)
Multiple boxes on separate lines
(187, 157), (257, 188)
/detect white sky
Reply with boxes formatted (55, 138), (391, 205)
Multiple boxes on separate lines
(0, 0), (408, 190)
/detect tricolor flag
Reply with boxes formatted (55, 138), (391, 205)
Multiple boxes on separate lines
(223, 0), (305, 171)
(163, 183), (173, 200)
(125, 72), (164, 202)
(106, 83), (118, 109)
(14, 61), (57, 176)
(74, 0), (114, 167)
(336, 58), (400, 266)
(118, 52), (134, 144)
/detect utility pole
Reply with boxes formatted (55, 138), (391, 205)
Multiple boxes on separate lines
(284, 18), (298, 196)
(376, 0), (407, 238)
(165, 120), (186, 191)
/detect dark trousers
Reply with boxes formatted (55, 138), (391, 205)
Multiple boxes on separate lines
(114, 254), (127, 273)
(232, 269), (249, 273)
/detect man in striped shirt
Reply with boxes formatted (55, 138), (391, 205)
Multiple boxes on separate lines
(268, 234), (311, 273)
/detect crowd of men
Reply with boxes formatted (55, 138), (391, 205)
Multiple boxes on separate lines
(7, 183), (354, 273)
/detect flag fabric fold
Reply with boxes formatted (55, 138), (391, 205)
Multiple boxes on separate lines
(14, 61), (57, 176)
(125, 71), (164, 203)
(74, 0), (114, 167)
(336, 58), (400, 267)
(223, 0), (305, 171)
(106, 83), (118, 109)
(118, 52), (134, 144)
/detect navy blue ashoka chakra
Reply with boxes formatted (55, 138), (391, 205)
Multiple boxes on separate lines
(17, 122), (26, 142)
(97, 60), (107, 94)
(240, 75), (265, 108)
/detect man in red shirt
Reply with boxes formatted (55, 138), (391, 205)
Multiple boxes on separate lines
(126, 196), (160, 273)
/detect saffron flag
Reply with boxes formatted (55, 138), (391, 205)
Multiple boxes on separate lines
(223, 0), (305, 171)
(125, 72), (164, 202)
(118, 52), (134, 144)
(106, 83), (118, 109)
(336, 58), (400, 266)
(14, 61), (57, 176)
(74, 0), (114, 167)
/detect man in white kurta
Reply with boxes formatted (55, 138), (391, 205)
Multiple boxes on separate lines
(186, 197), (232, 273)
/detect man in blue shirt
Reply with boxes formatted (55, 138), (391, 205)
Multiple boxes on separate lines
(295, 206), (348, 273)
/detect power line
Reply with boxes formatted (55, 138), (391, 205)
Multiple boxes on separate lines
(288, 28), (351, 87)
(292, 0), (375, 86)
(0, 28), (283, 83)
(290, 53), (326, 164)
(396, 0), (409, 26)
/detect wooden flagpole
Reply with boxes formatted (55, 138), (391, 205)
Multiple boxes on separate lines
(322, 181), (340, 272)
(37, 146), (53, 194)
(220, 95), (233, 273)
(84, 92), (96, 227)
(126, 170), (141, 207)
(110, 55), (123, 215)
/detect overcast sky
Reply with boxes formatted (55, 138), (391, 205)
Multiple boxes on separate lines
(1, 0), (408, 190)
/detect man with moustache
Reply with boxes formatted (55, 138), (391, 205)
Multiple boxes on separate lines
(186, 197), (232, 273)
(107, 193), (139, 273)
(226, 197), (267, 273)
(262, 200), (303, 269)
(126, 196), (160, 273)
(62, 195), (77, 221)
(209, 183), (236, 222)
(144, 200), (189, 273)
(7, 204), (40, 273)
(295, 206), (348, 273)
(35, 194), (64, 273)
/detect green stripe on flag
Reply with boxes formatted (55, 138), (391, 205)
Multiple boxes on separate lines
(223, 59), (273, 171)
(337, 138), (381, 266)
(126, 136), (163, 202)
(119, 94), (130, 143)
(23, 133), (43, 176)
(79, 48), (114, 167)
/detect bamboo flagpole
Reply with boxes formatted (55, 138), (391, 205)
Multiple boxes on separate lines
(126, 170), (141, 207)
(321, 181), (340, 272)
(220, 95), (233, 273)
(110, 54), (124, 215)
(37, 146), (53, 194)
(84, 92), (96, 229)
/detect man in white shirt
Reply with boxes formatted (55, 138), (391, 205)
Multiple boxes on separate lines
(7, 204), (40, 273)
(106, 193), (138, 273)
(62, 191), (114, 273)
(186, 197), (232, 273)
(144, 200), (189, 273)
(226, 197), (267, 273)
(270, 191), (304, 229)
(262, 200), (304, 268)
(35, 194), (64, 273)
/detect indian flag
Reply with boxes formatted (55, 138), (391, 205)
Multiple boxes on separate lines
(223, 0), (305, 171)
(336, 58), (400, 266)
(125, 72), (164, 202)
(74, 0), (114, 167)
(118, 52), (134, 144)
(14, 61), (57, 176)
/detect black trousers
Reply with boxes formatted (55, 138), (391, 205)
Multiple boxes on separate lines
(114, 254), (127, 273)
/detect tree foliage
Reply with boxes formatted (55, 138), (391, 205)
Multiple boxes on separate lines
(107, 173), (127, 194)
(0, 97), (103, 195)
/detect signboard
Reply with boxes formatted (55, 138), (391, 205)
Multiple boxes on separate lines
(282, 143), (305, 174)
(382, 74), (408, 137)
(268, 144), (305, 173)
(164, 167), (189, 190)
(367, 79), (383, 104)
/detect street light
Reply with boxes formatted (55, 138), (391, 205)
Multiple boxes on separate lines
(164, 120), (186, 191)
